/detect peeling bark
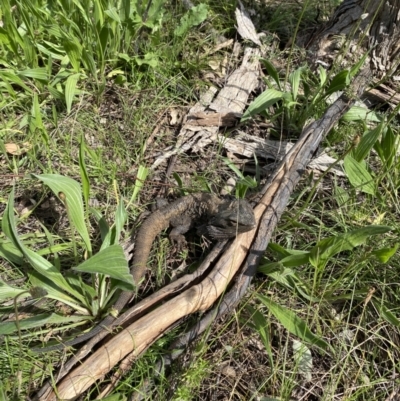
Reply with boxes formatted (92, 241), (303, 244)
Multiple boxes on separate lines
(304, 0), (400, 77)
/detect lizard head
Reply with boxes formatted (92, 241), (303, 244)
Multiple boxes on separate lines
(207, 199), (256, 239)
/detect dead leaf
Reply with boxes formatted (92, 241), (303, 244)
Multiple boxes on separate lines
(5, 142), (32, 155)
(169, 109), (180, 125)
(235, 1), (261, 46)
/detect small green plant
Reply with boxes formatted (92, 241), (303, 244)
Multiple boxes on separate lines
(0, 172), (146, 347)
(241, 54), (378, 134)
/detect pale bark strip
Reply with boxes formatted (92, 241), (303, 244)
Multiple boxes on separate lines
(305, 0), (400, 77)
(151, 46), (260, 169)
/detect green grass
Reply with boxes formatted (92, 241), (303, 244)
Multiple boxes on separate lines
(1, 0), (400, 399)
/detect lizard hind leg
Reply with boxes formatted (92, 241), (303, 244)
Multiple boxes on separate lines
(169, 214), (192, 247)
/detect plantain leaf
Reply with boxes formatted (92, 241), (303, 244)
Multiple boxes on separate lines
(18, 68), (48, 81)
(257, 294), (331, 351)
(72, 244), (133, 288)
(342, 106), (380, 123)
(309, 226), (392, 270)
(33, 174), (92, 253)
(324, 70), (349, 97)
(289, 67), (304, 101)
(242, 88), (283, 122)
(64, 73), (80, 114)
(343, 155), (375, 195)
(372, 244), (398, 263)
(0, 313), (90, 335)
(2, 188), (85, 304)
(353, 123), (384, 162)
(260, 58), (281, 89)
(0, 280), (27, 300)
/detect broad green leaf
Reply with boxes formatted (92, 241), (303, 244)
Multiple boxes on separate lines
(36, 242), (75, 257)
(257, 261), (282, 276)
(33, 174), (92, 253)
(379, 126), (397, 168)
(353, 124), (384, 162)
(0, 241), (23, 264)
(91, 208), (111, 245)
(31, 92), (45, 134)
(0, 280), (27, 300)
(135, 53), (159, 68)
(28, 270), (87, 309)
(18, 68), (48, 81)
(0, 71), (32, 92)
(263, 267), (317, 302)
(309, 226), (392, 269)
(143, 0), (166, 31)
(334, 185), (350, 208)
(119, 0), (130, 22)
(174, 4), (208, 36)
(289, 67), (304, 100)
(241, 88), (284, 122)
(48, 85), (64, 100)
(372, 244), (398, 263)
(318, 66), (327, 87)
(258, 252), (309, 273)
(81, 48), (97, 77)
(173, 172), (184, 189)
(222, 157), (245, 179)
(36, 43), (66, 60)
(118, 53), (132, 63)
(99, 26), (111, 57)
(0, 314), (53, 335)
(94, 0), (105, 25)
(2, 189), (84, 304)
(64, 73), (80, 114)
(105, 7), (121, 23)
(268, 243), (292, 258)
(278, 252), (310, 267)
(342, 106), (380, 122)
(115, 198), (128, 244)
(260, 58), (281, 89)
(0, 313), (90, 335)
(72, 245), (132, 288)
(343, 155), (375, 195)
(63, 39), (82, 72)
(257, 294), (331, 351)
(324, 70), (349, 97)
(71, 0), (91, 24)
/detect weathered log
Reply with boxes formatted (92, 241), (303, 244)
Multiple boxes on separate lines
(305, 0), (400, 75)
